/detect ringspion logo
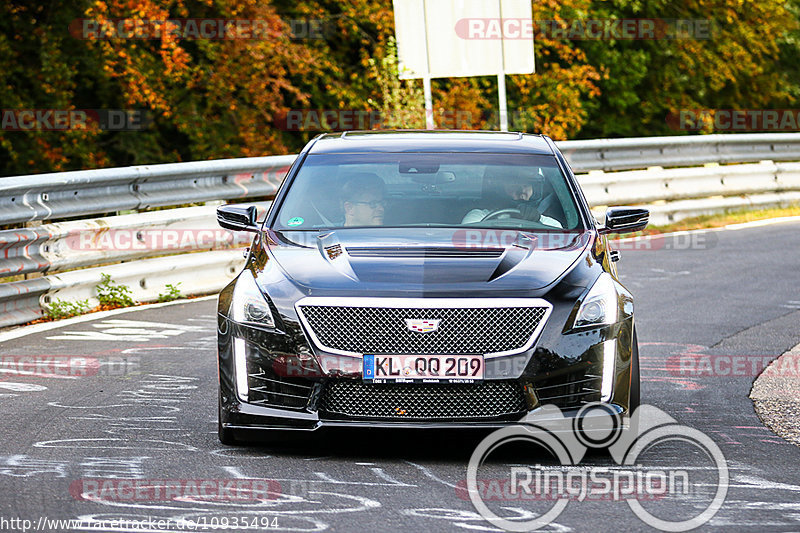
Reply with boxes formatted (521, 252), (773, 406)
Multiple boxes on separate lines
(467, 403), (728, 531)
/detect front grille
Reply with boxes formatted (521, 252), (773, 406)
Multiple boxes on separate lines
(531, 364), (601, 409)
(345, 247), (505, 258)
(247, 362), (314, 410)
(319, 380), (527, 420)
(298, 302), (548, 355)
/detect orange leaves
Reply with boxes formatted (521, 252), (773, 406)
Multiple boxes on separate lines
(84, 0), (194, 116)
(4, 0), (800, 177)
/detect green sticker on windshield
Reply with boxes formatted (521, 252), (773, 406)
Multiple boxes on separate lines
(287, 217), (304, 227)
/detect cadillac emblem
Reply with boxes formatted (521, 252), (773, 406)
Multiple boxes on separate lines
(325, 244), (343, 260)
(405, 319), (441, 333)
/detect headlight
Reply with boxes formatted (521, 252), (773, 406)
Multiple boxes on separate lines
(571, 273), (632, 329)
(231, 269), (276, 329)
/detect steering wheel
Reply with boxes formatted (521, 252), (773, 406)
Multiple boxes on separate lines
(480, 208), (521, 221)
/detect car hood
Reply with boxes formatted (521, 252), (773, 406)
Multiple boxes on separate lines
(264, 228), (592, 295)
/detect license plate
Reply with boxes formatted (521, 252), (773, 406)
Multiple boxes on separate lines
(363, 355), (484, 383)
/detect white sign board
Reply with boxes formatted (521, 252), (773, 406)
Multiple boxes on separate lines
(393, 0), (534, 80)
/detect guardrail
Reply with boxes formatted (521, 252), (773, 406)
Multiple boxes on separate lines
(0, 155), (294, 225)
(0, 203), (270, 327)
(3, 132), (800, 328)
(581, 160), (800, 223)
(559, 133), (800, 172)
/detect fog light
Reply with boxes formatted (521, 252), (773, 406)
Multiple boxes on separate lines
(601, 339), (616, 402)
(233, 337), (248, 402)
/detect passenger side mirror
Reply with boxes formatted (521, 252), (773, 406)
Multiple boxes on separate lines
(600, 207), (649, 234)
(217, 205), (259, 232)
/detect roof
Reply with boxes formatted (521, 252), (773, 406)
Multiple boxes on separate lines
(305, 130), (554, 155)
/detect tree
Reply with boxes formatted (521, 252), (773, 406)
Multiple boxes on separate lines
(578, 0), (800, 137)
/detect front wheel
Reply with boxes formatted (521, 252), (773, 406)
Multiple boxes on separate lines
(629, 329), (640, 413)
(218, 402), (238, 445)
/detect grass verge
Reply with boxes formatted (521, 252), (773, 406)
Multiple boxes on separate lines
(646, 204), (800, 233)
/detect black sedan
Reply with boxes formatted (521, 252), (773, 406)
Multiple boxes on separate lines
(215, 130), (648, 444)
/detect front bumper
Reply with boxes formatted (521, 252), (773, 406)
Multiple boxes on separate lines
(217, 311), (635, 432)
(223, 398), (627, 433)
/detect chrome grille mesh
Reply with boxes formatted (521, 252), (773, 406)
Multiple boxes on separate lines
(319, 380), (526, 420)
(298, 304), (548, 355)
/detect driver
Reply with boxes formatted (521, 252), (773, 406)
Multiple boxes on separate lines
(462, 176), (562, 227)
(341, 173), (386, 227)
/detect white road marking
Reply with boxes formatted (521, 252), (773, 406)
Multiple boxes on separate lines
(403, 508), (572, 532)
(0, 455), (68, 478)
(47, 319), (204, 342)
(81, 456), (150, 479)
(0, 382), (47, 392)
(405, 461), (460, 489)
(732, 474), (800, 492)
(209, 449), (272, 459)
(368, 467), (415, 486)
(33, 438), (198, 451)
(221, 466), (416, 488)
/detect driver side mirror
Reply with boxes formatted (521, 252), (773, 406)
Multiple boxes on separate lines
(599, 207), (649, 234)
(217, 205), (259, 232)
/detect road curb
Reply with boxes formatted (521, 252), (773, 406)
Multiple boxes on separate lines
(750, 341), (800, 447)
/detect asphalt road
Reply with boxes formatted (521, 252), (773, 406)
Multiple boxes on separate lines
(1, 220), (799, 532)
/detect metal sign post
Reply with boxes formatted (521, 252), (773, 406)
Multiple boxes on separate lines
(497, 0), (508, 131)
(497, 73), (508, 131)
(421, 0), (435, 129)
(423, 76), (434, 129)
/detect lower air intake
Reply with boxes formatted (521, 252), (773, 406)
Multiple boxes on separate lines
(531, 364), (602, 409)
(247, 363), (313, 410)
(319, 380), (527, 420)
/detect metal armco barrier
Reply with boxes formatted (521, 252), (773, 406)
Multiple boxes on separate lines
(0, 155), (294, 225)
(580, 161), (800, 206)
(0, 203), (270, 327)
(2, 132), (800, 328)
(44, 250), (244, 309)
(559, 133), (800, 172)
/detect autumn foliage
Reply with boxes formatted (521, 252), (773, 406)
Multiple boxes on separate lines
(1, 0), (798, 176)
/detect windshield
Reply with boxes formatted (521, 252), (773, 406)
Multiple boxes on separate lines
(273, 153), (585, 232)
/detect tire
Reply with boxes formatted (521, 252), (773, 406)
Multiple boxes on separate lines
(218, 403), (238, 445)
(629, 328), (641, 413)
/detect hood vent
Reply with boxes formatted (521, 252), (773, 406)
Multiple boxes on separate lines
(345, 246), (505, 258)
